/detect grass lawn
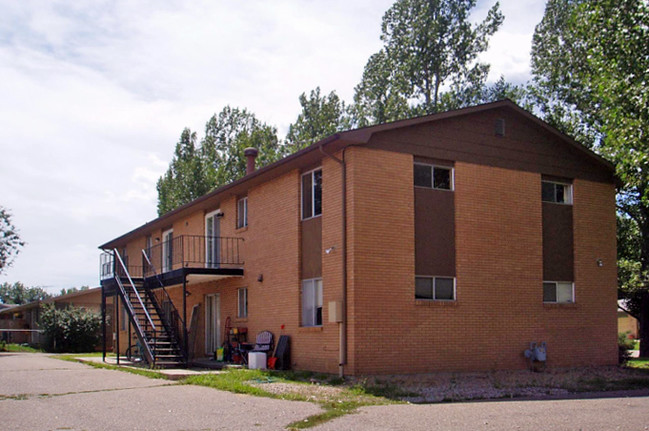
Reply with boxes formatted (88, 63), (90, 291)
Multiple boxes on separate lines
(0, 343), (42, 353)
(183, 369), (405, 430)
(628, 358), (649, 370)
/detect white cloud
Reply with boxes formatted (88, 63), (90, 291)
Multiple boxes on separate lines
(0, 0), (545, 291)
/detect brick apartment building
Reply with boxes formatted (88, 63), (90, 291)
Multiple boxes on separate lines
(99, 99), (618, 375)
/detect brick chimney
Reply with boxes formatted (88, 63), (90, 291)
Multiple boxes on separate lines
(244, 147), (258, 175)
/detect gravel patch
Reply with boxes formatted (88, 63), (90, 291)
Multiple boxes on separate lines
(250, 381), (346, 402)
(348, 365), (649, 403)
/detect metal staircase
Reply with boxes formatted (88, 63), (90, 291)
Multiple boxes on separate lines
(112, 249), (184, 367)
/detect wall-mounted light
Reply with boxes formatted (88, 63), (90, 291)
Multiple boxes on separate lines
(155, 237), (160, 243)
(257, 274), (264, 282)
(596, 259), (604, 267)
(215, 210), (224, 218)
(325, 246), (336, 254)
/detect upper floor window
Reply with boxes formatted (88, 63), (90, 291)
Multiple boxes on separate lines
(237, 197), (248, 229)
(302, 168), (322, 220)
(414, 163), (453, 190)
(542, 181), (572, 204)
(543, 281), (574, 303)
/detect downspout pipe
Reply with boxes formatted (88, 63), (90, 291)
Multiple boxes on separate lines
(318, 138), (347, 378)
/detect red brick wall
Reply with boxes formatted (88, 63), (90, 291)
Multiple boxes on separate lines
(346, 152), (617, 374)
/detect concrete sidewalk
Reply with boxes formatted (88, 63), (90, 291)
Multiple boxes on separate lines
(0, 352), (320, 430)
(76, 355), (224, 380)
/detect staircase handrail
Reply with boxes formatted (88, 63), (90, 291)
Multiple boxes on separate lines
(113, 275), (155, 365)
(114, 248), (156, 332)
(141, 249), (186, 329)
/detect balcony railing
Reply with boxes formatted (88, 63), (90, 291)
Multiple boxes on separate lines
(100, 235), (244, 280)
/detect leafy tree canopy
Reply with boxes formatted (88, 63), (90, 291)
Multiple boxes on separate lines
(0, 206), (25, 274)
(157, 107), (286, 215)
(59, 286), (90, 297)
(379, 0), (504, 113)
(531, 0), (649, 355)
(0, 282), (51, 305)
(285, 87), (350, 152)
(352, 49), (411, 127)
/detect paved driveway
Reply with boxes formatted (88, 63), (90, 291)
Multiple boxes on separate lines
(0, 352), (320, 430)
(312, 395), (649, 431)
(4, 352), (649, 431)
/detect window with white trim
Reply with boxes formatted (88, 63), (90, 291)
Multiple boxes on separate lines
(543, 281), (574, 303)
(302, 169), (322, 220)
(414, 163), (453, 190)
(237, 287), (248, 318)
(415, 276), (456, 300)
(542, 181), (572, 204)
(301, 278), (323, 326)
(237, 197), (248, 228)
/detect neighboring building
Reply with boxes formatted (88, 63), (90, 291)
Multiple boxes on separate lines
(99, 100), (618, 374)
(0, 287), (113, 348)
(618, 300), (639, 339)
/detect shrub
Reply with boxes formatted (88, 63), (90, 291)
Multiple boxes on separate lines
(619, 332), (635, 364)
(40, 304), (101, 353)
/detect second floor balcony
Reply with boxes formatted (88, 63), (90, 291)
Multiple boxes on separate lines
(101, 235), (244, 287)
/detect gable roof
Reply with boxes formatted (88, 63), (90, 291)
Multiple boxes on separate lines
(100, 99), (615, 250)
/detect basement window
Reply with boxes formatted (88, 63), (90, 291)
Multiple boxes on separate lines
(543, 281), (574, 303)
(301, 278), (323, 326)
(542, 181), (572, 204)
(302, 168), (322, 220)
(415, 276), (455, 301)
(414, 163), (453, 190)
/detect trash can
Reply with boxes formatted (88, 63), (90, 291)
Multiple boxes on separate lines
(248, 352), (267, 369)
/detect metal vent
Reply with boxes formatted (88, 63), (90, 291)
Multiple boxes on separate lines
(495, 118), (505, 136)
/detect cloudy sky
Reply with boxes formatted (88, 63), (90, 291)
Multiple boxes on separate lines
(0, 0), (546, 293)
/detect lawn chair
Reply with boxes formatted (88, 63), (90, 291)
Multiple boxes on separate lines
(251, 330), (274, 354)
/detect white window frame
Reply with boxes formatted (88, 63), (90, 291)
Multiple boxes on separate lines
(413, 163), (454, 191)
(237, 197), (248, 229)
(237, 287), (248, 318)
(543, 281), (575, 303)
(205, 209), (221, 268)
(301, 278), (323, 327)
(415, 276), (456, 301)
(301, 168), (323, 220)
(162, 229), (173, 273)
(541, 180), (573, 205)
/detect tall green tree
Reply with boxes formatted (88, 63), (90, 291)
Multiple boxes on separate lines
(439, 75), (532, 111)
(285, 87), (349, 151)
(157, 107), (285, 215)
(531, 0), (649, 356)
(352, 50), (411, 126)
(380, 0), (503, 113)
(0, 206), (24, 274)
(156, 128), (210, 215)
(0, 282), (50, 305)
(203, 106), (285, 185)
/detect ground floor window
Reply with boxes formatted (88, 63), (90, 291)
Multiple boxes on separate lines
(543, 281), (574, 303)
(238, 287), (248, 318)
(301, 278), (322, 326)
(415, 276), (455, 301)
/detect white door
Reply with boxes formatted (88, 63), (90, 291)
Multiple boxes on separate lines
(205, 294), (221, 355)
(205, 210), (221, 268)
(162, 229), (173, 272)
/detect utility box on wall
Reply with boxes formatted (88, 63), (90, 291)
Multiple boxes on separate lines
(328, 301), (343, 323)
